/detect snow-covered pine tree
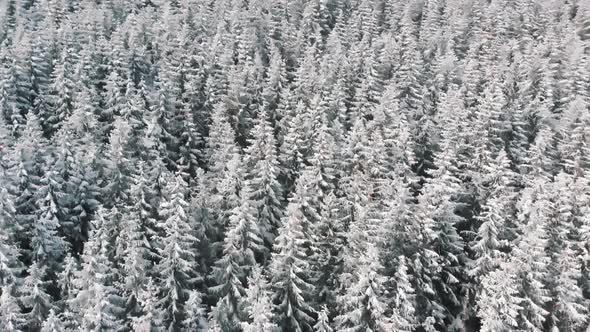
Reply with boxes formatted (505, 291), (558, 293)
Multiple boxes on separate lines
(310, 191), (345, 317)
(155, 173), (198, 330)
(278, 100), (312, 193)
(391, 256), (417, 331)
(270, 174), (317, 332)
(182, 289), (207, 331)
(8, 113), (46, 262)
(205, 102), (244, 259)
(477, 261), (522, 332)
(69, 207), (125, 331)
(20, 262), (54, 330)
(0, 185), (22, 287)
(414, 130), (466, 328)
(334, 243), (393, 332)
(244, 104), (283, 254)
(209, 181), (263, 331)
(131, 278), (162, 332)
(45, 47), (76, 136)
(116, 164), (158, 287)
(314, 306), (333, 332)
(241, 265), (277, 332)
(101, 116), (134, 209)
(0, 285), (24, 331)
(40, 310), (65, 332)
(33, 168), (67, 272)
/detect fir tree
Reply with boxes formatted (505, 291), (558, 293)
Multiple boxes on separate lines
(241, 265), (277, 332)
(391, 256), (417, 332)
(69, 208), (125, 331)
(40, 310), (66, 332)
(0, 286), (24, 331)
(156, 173), (198, 330)
(131, 279), (163, 332)
(270, 178), (317, 332)
(334, 243), (392, 332)
(20, 262), (54, 330)
(244, 105), (283, 252)
(182, 289), (207, 331)
(209, 182), (263, 331)
(314, 306), (333, 332)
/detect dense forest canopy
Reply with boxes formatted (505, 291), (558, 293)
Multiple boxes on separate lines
(1, 0), (590, 331)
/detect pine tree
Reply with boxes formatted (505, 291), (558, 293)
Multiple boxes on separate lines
(176, 104), (203, 181)
(391, 256), (417, 331)
(101, 116), (134, 208)
(182, 290), (207, 331)
(131, 279), (163, 332)
(33, 169), (67, 271)
(310, 191), (345, 315)
(40, 310), (65, 332)
(0, 286), (24, 331)
(117, 167), (158, 319)
(477, 262), (522, 332)
(58, 254), (77, 304)
(241, 265), (277, 332)
(45, 47), (76, 136)
(270, 178), (316, 332)
(503, 183), (552, 331)
(334, 243), (392, 332)
(544, 173), (588, 331)
(279, 101), (312, 191)
(80, 280), (126, 331)
(9, 113), (46, 260)
(470, 150), (517, 281)
(99, 71), (125, 137)
(245, 105), (283, 252)
(70, 208), (125, 331)
(156, 173), (198, 330)
(263, 43), (287, 116)
(314, 306), (333, 332)
(0, 186), (22, 287)
(20, 262), (54, 330)
(206, 102), (244, 248)
(209, 182), (263, 331)
(52, 119), (101, 254)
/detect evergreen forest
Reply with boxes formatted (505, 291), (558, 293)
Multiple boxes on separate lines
(1, 0), (590, 331)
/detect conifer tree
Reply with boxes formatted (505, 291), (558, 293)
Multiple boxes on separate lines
(310, 191), (345, 315)
(314, 306), (333, 332)
(270, 176), (317, 332)
(45, 47), (76, 136)
(241, 265), (277, 332)
(58, 254), (77, 304)
(477, 262), (522, 332)
(245, 105), (283, 251)
(101, 116), (134, 208)
(156, 173), (198, 330)
(69, 207), (125, 331)
(0, 186), (22, 287)
(391, 256), (417, 331)
(334, 243), (392, 332)
(0, 0), (589, 329)
(0, 286), (23, 331)
(182, 289), (207, 331)
(209, 182), (263, 331)
(206, 102), (243, 229)
(33, 169), (67, 271)
(40, 310), (65, 332)
(414, 134), (466, 328)
(20, 262), (54, 330)
(131, 279), (162, 332)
